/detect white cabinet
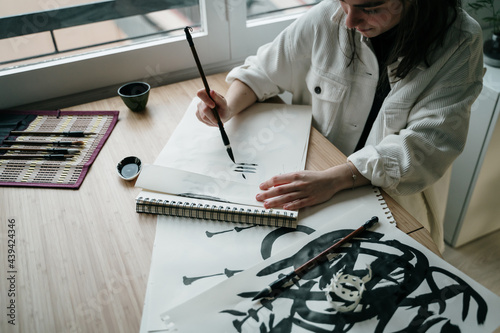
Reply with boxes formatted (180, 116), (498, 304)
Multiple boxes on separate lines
(444, 64), (500, 247)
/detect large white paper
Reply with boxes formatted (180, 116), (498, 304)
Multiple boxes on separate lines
(141, 186), (397, 332)
(160, 197), (500, 333)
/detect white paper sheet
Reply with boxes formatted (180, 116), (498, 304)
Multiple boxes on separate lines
(136, 164), (262, 206)
(153, 98), (312, 185)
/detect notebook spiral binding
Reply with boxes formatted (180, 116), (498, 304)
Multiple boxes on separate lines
(373, 187), (396, 225)
(136, 196), (298, 228)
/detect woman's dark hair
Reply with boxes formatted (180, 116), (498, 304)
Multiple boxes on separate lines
(343, 0), (462, 81)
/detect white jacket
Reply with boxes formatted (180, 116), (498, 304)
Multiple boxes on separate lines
(227, 1), (484, 251)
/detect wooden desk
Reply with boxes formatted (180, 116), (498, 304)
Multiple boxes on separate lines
(0, 73), (440, 332)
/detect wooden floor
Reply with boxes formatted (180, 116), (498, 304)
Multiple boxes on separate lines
(443, 229), (500, 296)
(442, 229), (500, 332)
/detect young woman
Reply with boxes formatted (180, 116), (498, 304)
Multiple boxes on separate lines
(196, 0), (484, 251)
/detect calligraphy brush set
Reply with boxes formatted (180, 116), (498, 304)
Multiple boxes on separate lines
(0, 130), (92, 161)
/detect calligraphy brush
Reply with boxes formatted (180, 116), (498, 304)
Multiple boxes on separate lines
(0, 154), (74, 160)
(10, 131), (95, 137)
(184, 26), (235, 163)
(2, 140), (84, 146)
(0, 147), (80, 154)
(252, 216), (379, 301)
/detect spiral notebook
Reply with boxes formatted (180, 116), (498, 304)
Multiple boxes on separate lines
(135, 98), (313, 228)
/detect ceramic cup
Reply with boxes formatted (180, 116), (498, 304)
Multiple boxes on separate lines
(118, 82), (150, 112)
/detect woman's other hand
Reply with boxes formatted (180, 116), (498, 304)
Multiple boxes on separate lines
(256, 163), (369, 210)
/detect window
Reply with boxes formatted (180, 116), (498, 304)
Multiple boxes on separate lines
(0, 1), (320, 109)
(0, 0), (202, 69)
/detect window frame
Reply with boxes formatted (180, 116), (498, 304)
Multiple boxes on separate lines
(227, 1), (308, 60)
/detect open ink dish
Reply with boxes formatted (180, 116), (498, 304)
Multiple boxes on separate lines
(117, 156), (142, 181)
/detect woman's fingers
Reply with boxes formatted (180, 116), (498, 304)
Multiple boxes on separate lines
(256, 169), (346, 211)
(195, 89), (231, 126)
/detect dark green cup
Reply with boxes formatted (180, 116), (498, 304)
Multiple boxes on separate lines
(118, 82), (150, 112)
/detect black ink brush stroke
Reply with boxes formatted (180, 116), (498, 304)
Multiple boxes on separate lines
(178, 192), (231, 203)
(260, 225), (316, 260)
(221, 230), (490, 333)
